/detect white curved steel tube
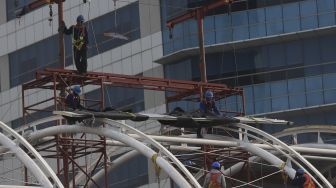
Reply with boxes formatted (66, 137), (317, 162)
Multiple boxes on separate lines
(234, 123), (332, 188)
(99, 118), (201, 188)
(0, 121), (64, 188)
(128, 134), (336, 156)
(70, 145), (125, 187)
(240, 141), (296, 178)
(27, 125), (192, 188)
(16, 116), (63, 134)
(222, 126), (324, 187)
(87, 150), (140, 188)
(0, 132), (52, 187)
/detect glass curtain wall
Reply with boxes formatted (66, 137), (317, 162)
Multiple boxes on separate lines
(165, 34), (336, 115)
(161, 0), (336, 55)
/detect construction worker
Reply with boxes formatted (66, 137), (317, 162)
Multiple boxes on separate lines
(65, 85), (84, 110)
(197, 90), (220, 138)
(200, 90), (220, 116)
(203, 161), (226, 188)
(60, 15), (89, 74)
(292, 168), (316, 188)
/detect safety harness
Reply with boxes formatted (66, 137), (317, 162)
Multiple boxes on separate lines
(208, 172), (221, 188)
(303, 173), (316, 188)
(72, 26), (86, 51)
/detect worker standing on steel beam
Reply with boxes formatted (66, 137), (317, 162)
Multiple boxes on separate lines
(59, 15), (89, 74)
(292, 168), (316, 188)
(203, 162), (226, 188)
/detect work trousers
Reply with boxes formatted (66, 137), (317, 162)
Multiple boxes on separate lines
(74, 47), (87, 74)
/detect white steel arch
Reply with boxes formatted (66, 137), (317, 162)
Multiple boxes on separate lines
(218, 123), (333, 188)
(0, 121), (64, 188)
(9, 115), (335, 188)
(26, 124), (194, 188)
(87, 150), (140, 188)
(98, 118), (201, 188)
(0, 130), (52, 187)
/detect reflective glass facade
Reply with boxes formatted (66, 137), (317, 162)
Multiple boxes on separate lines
(6, 0), (36, 21)
(85, 86), (145, 113)
(9, 2), (140, 87)
(161, 0), (336, 55)
(161, 0), (336, 145)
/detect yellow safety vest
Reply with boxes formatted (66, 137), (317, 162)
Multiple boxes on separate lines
(72, 27), (85, 51)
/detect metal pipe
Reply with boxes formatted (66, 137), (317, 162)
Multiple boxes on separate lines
(235, 123), (332, 188)
(87, 150), (140, 188)
(100, 119), (201, 188)
(197, 10), (206, 84)
(0, 121), (63, 188)
(0, 132), (52, 187)
(58, 1), (65, 68)
(27, 125), (193, 188)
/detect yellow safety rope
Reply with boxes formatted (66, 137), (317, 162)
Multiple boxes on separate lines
(151, 153), (161, 176)
(279, 162), (289, 186)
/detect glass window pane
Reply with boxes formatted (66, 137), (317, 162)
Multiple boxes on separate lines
(305, 76), (322, 91)
(272, 97), (289, 111)
(324, 90), (336, 103)
(248, 8), (266, 38)
(306, 92), (324, 106)
(323, 74), (336, 89)
(173, 24), (184, 51)
(320, 35), (336, 62)
(215, 14), (232, 43)
(245, 101), (254, 115)
(254, 83), (271, 100)
(317, 0), (335, 27)
(288, 78), (305, 94)
(283, 2), (300, 32)
(254, 46), (269, 69)
(204, 16), (215, 45)
(255, 99), (271, 114)
(271, 81), (288, 97)
(232, 11), (249, 40)
(265, 5), (283, 35)
(300, 0), (318, 30)
(303, 38), (320, 65)
(268, 43), (285, 67)
(243, 86), (254, 101)
(285, 40), (302, 65)
(289, 94), (306, 108)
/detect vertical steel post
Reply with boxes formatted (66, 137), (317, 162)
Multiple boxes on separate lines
(63, 144), (69, 188)
(241, 90), (246, 116)
(22, 86), (28, 185)
(104, 140), (108, 188)
(72, 138), (75, 188)
(100, 78), (105, 111)
(197, 9), (207, 101)
(57, 0), (65, 69)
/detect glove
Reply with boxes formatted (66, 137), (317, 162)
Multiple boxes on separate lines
(58, 21), (65, 32)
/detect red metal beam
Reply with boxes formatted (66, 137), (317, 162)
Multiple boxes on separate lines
(26, 68), (240, 93)
(166, 0), (234, 28)
(27, 0), (52, 10)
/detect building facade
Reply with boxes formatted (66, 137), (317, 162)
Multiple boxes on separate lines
(0, 0), (335, 187)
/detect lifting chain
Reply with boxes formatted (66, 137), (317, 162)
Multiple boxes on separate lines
(48, 4), (53, 26)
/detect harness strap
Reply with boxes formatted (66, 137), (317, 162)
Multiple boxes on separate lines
(151, 153), (161, 176)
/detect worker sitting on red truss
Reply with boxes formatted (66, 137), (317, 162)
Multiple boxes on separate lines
(65, 85), (85, 111)
(203, 161), (226, 188)
(59, 15), (89, 74)
(200, 90), (220, 116)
